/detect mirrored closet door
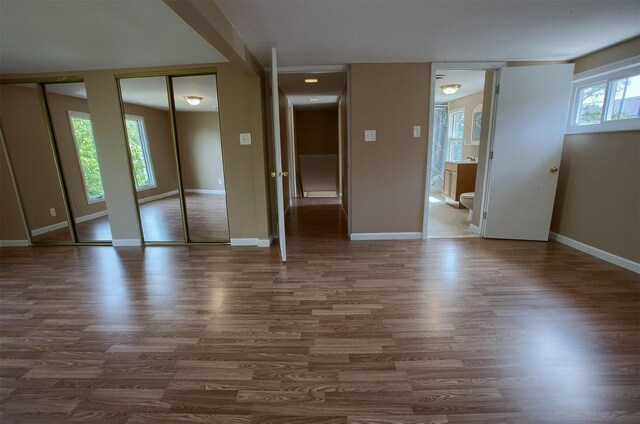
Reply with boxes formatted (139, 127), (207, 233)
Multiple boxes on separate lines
(170, 74), (229, 242)
(44, 82), (113, 243)
(0, 83), (74, 244)
(118, 76), (185, 243)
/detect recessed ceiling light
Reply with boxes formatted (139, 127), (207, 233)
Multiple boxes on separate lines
(305, 78), (318, 83)
(309, 98), (320, 102)
(184, 96), (203, 106)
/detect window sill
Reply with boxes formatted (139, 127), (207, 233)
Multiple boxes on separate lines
(136, 184), (157, 192)
(566, 119), (640, 135)
(87, 197), (106, 204)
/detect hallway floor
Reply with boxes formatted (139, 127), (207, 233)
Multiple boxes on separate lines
(0, 199), (638, 423)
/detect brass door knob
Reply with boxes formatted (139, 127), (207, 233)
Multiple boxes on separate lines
(282, 171), (289, 177)
(549, 166), (559, 173)
(270, 171), (277, 178)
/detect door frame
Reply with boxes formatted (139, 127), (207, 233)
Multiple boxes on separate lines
(422, 62), (505, 239)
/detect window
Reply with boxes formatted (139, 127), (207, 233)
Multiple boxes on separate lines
(448, 109), (464, 161)
(68, 112), (105, 203)
(567, 60), (640, 134)
(124, 115), (155, 190)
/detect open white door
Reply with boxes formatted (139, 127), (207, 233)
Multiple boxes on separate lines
(483, 64), (574, 241)
(270, 47), (287, 261)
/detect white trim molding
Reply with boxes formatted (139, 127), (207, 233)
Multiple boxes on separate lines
(230, 237), (272, 247)
(350, 232), (423, 241)
(75, 210), (108, 224)
(184, 189), (226, 195)
(138, 190), (179, 204)
(0, 240), (30, 247)
(549, 232), (640, 274)
(31, 221), (69, 236)
(112, 239), (142, 247)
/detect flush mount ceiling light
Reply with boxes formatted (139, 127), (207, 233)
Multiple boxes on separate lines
(309, 97), (320, 102)
(440, 84), (461, 95)
(184, 96), (203, 106)
(305, 78), (318, 83)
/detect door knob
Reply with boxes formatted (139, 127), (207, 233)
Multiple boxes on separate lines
(282, 171), (289, 177)
(270, 171), (278, 178)
(549, 166), (559, 173)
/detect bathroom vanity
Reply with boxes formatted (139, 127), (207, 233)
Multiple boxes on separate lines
(443, 161), (478, 208)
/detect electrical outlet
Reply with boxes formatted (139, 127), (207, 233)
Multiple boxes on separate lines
(239, 133), (252, 145)
(413, 126), (421, 138)
(49, 208), (56, 217)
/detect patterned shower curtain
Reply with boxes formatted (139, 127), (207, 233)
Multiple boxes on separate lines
(430, 105), (448, 192)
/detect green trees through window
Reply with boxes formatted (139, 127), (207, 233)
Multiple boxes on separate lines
(69, 112), (155, 203)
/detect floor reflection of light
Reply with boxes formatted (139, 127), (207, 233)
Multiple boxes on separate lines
(429, 196), (442, 203)
(93, 248), (131, 321)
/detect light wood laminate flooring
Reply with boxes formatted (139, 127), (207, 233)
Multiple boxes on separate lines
(1, 197), (638, 423)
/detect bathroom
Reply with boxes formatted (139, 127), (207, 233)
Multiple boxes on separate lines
(427, 69), (491, 238)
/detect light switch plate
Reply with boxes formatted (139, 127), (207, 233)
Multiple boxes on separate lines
(240, 133), (252, 145)
(413, 126), (421, 138)
(364, 130), (376, 142)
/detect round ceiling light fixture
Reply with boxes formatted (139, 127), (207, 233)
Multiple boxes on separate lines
(185, 96), (203, 106)
(440, 84), (461, 95)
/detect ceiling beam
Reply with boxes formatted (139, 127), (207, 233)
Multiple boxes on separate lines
(163, 0), (263, 76)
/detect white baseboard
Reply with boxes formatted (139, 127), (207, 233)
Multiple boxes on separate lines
(112, 239), (142, 247)
(75, 210), (108, 224)
(470, 224), (480, 234)
(0, 240), (30, 247)
(184, 189), (225, 195)
(230, 237), (272, 247)
(304, 190), (337, 197)
(138, 189), (179, 204)
(31, 221), (69, 236)
(549, 231), (640, 274)
(350, 232), (423, 241)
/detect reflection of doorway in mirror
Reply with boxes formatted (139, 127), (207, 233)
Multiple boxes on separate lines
(471, 104), (482, 144)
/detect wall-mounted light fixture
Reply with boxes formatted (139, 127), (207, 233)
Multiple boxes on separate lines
(305, 78), (318, 83)
(440, 84), (461, 95)
(184, 96), (203, 106)
(309, 97), (320, 102)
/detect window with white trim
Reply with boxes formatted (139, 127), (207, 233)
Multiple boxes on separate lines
(68, 111), (105, 203)
(448, 109), (464, 161)
(124, 115), (156, 190)
(567, 60), (640, 134)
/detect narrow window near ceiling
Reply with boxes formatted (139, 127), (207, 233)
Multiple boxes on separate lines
(125, 115), (156, 190)
(68, 111), (105, 203)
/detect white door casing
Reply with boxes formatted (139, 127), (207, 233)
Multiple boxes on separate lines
(270, 47), (287, 261)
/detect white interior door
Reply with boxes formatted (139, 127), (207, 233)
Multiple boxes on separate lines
(270, 47), (287, 261)
(483, 64), (574, 241)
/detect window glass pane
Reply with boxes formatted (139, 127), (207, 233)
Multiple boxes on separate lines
(576, 83), (605, 125)
(606, 74), (640, 121)
(452, 112), (464, 138)
(126, 118), (151, 188)
(70, 115), (104, 200)
(449, 138), (463, 162)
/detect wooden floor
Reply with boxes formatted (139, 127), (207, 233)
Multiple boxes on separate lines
(1, 198), (638, 423)
(31, 193), (229, 244)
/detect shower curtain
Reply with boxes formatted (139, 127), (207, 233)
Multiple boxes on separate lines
(430, 105), (448, 192)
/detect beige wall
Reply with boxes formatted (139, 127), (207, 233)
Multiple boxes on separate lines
(0, 84), (70, 232)
(0, 140), (28, 241)
(550, 37), (640, 263)
(448, 90), (484, 159)
(175, 111), (224, 191)
(350, 63), (430, 234)
(295, 108), (339, 155)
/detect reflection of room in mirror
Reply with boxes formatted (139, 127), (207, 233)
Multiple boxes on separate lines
(0, 83), (74, 244)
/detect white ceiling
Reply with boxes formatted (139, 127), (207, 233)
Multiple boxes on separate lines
(45, 75), (219, 112)
(215, 0), (640, 67)
(279, 72), (347, 108)
(0, 0), (227, 74)
(434, 70), (486, 103)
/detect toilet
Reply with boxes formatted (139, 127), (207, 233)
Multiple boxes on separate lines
(459, 192), (475, 221)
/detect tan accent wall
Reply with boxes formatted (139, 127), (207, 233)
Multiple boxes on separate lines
(350, 63), (430, 234)
(175, 111), (224, 191)
(0, 84), (69, 232)
(550, 37), (640, 262)
(0, 138), (28, 241)
(447, 90), (484, 159)
(217, 62), (270, 240)
(295, 109), (339, 155)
